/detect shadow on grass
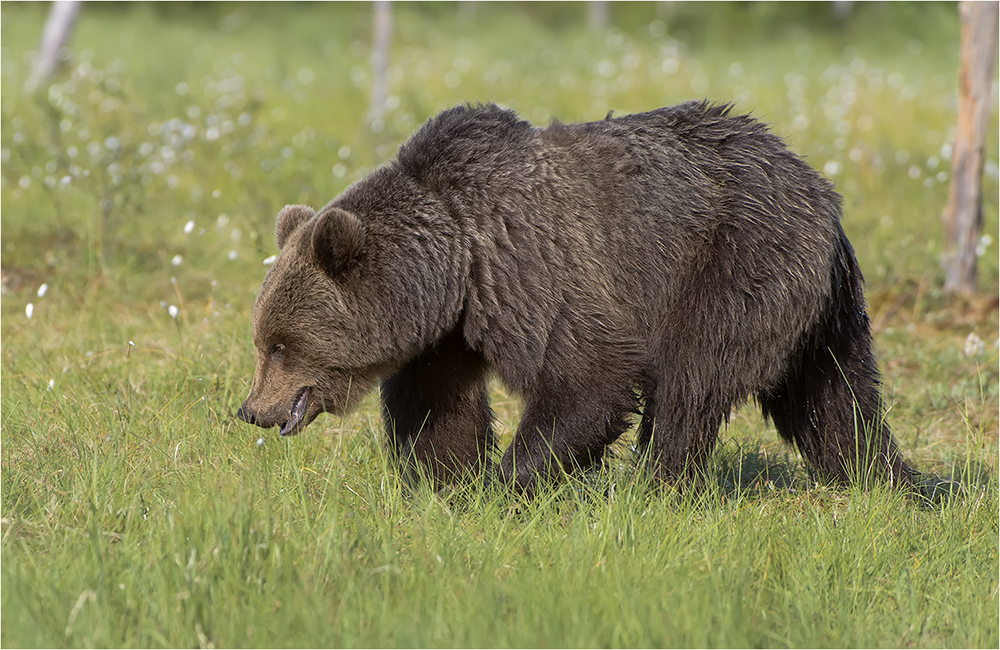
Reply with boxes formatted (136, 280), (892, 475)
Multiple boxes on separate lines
(915, 460), (995, 505)
(559, 437), (995, 511)
(708, 439), (804, 497)
(394, 434), (994, 517)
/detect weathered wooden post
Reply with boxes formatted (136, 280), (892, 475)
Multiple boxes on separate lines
(943, 1), (998, 295)
(25, 0), (82, 93)
(589, 0), (609, 32)
(370, 0), (392, 131)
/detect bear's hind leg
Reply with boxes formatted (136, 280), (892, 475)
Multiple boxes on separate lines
(499, 379), (636, 494)
(380, 329), (496, 485)
(758, 232), (915, 488)
(757, 327), (915, 488)
(636, 385), (728, 485)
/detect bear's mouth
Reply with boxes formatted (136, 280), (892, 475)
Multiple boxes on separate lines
(279, 387), (311, 437)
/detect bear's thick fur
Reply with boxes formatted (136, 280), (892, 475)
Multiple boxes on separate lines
(237, 102), (916, 492)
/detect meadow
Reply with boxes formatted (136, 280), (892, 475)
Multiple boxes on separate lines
(1, 2), (997, 647)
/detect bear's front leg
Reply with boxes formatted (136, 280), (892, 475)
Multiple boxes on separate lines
(380, 329), (496, 485)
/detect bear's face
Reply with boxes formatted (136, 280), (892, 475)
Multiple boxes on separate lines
(238, 205), (394, 436)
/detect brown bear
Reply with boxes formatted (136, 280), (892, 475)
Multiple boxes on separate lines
(237, 101), (916, 493)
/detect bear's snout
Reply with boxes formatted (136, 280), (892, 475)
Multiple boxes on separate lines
(236, 402), (260, 427)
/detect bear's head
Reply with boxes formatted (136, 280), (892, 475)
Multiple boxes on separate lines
(237, 204), (394, 436)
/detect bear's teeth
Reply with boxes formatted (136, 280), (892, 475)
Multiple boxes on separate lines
(279, 387), (311, 436)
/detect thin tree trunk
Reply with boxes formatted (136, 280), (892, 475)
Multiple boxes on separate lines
(589, 1), (608, 32)
(459, 1), (477, 24)
(370, 0), (392, 131)
(26, 0), (82, 93)
(943, 1), (998, 295)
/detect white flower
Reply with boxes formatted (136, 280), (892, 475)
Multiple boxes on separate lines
(37, 283), (48, 297)
(976, 234), (992, 258)
(964, 332), (984, 358)
(229, 250), (238, 261)
(25, 303), (33, 318)
(263, 255), (277, 265)
(296, 67), (315, 85)
(184, 219), (195, 234)
(171, 254), (183, 266)
(47, 379), (55, 391)
(168, 304), (179, 319)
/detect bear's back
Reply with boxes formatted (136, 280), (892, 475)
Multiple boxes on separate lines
(396, 104), (536, 194)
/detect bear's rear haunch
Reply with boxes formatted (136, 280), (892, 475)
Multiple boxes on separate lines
(237, 102), (916, 493)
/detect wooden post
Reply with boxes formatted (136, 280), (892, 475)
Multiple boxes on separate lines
(589, 1), (609, 32)
(459, 1), (477, 24)
(943, 1), (998, 295)
(25, 0), (82, 93)
(370, 0), (392, 131)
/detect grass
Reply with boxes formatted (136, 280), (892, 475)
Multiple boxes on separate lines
(2, 2), (998, 647)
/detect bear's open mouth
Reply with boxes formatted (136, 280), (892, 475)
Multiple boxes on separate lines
(278, 387), (311, 436)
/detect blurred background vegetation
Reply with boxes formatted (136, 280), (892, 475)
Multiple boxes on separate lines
(2, 1), (993, 289)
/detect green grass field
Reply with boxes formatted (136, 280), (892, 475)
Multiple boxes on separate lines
(2, 2), (997, 647)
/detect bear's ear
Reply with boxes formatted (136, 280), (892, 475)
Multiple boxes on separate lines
(275, 205), (316, 250)
(310, 207), (366, 278)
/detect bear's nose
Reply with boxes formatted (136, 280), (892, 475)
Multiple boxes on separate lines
(236, 403), (257, 425)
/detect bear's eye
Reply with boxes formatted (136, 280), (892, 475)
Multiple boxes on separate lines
(270, 343), (285, 355)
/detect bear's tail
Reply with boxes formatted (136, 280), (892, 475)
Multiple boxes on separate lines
(759, 226), (917, 488)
